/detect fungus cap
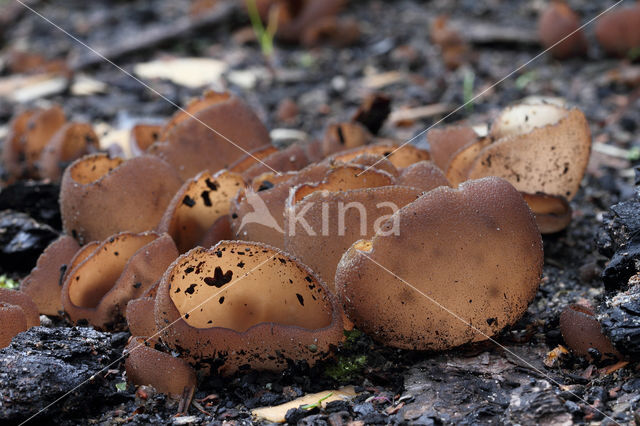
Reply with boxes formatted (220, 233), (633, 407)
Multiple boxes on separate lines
(38, 122), (99, 181)
(61, 232), (178, 329)
(559, 304), (620, 362)
(154, 241), (343, 375)
(242, 144), (310, 182)
(20, 235), (80, 316)
(60, 153), (183, 244)
(22, 105), (66, 176)
(0, 288), (40, 328)
(130, 124), (161, 157)
(469, 105), (591, 200)
(1, 109), (37, 180)
(126, 297), (157, 338)
(0, 303), (28, 348)
(285, 185), (424, 291)
(335, 177), (543, 350)
(157, 170), (245, 253)
(538, 2), (587, 59)
(330, 143), (430, 168)
(397, 161), (450, 192)
(426, 125), (478, 172)
(595, 5), (640, 57)
(148, 92), (270, 180)
(521, 192), (572, 234)
(125, 337), (196, 396)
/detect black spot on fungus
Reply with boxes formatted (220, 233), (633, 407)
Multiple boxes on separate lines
(215, 250), (223, 258)
(184, 313), (189, 319)
(114, 251), (119, 256)
(278, 258), (287, 264)
(201, 191), (212, 207)
(133, 282), (142, 289)
(231, 213), (238, 219)
(205, 178), (218, 191)
(305, 276), (313, 283)
(296, 293), (304, 306)
(204, 267), (233, 288)
(486, 317), (497, 326)
(185, 284), (197, 295)
(219, 297), (225, 304)
(237, 261), (245, 268)
(175, 287), (181, 293)
(182, 195), (196, 207)
(185, 266), (194, 274)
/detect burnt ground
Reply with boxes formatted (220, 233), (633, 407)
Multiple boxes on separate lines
(1, 0), (640, 424)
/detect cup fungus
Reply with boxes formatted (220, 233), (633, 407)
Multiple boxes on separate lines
(148, 92), (270, 180)
(157, 170), (246, 253)
(1, 106), (67, 181)
(285, 185), (424, 291)
(559, 304), (620, 362)
(521, 192), (572, 234)
(467, 104), (591, 201)
(228, 145), (279, 174)
(0, 288), (40, 329)
(595, 5), (640, 58)
(322, 122), (372, 158)
(427, 125), (479, 172)
(397, 161), (450, 192)
(38, 122), (99, 181)
(20, 235), (80, 316)
(125, 337), (197, 396)
(0, 303), (28, 348)
(61, 232), (178, 329)
(340, 153), (399, 177)
(241, 143), (310, 182)
(130, 124), (162, 157)
(126, 297), (157, 338)
(538, 2), (587, 59)
(254, 0), (347, 44)
(60, 153), (183, 244)
(335, 177), (543, 350)
(154, 241), (343, 375)
(330, 143), (430, 168)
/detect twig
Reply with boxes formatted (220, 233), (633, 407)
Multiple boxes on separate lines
(70, 1), (237, 70)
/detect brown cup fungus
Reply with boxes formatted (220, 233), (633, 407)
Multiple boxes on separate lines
(20, 235), (81, 316)
(241, 143), (310, 182)
(126, 297), (157, 338)
(148, 92), (270, 180)
(38, 122), (99, 181)
(130, 124), (162, 157)
(61, 232), (178, 329)
(0, 303), (28, 348)
(521, 192), (572, 234)
(397, 161), (450, 192)
(285, 185), (424, 291)
(60, 153), (183, 244)
(335, 177), (543, 350)
(330, 143), (430, 168)
(595, 5), (640, 58)
(0, 288), (40, 328)
(157, 170), (246, 253)
(427, 125), (479, 172)
(125, 337), (197, 396)
(538, 2), (587, 59)
(154, 241), (343, 375)
(322, 122), (372, 158)
(228, 145), (279, 174)
(468, 104), (591, 201)
(559, 304), (620, 362)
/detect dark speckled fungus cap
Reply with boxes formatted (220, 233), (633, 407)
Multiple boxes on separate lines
(154, 240), (343, 375)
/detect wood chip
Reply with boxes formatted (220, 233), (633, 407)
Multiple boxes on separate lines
(389, 104), (452, 125)
(252, 386), (357, 423)
(134, 57), (227, 89)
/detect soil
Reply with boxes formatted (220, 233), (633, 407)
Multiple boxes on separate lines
(1, 0), (640, 424)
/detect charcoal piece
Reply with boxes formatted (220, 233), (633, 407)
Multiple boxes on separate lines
(0, 210), (59, 273)
(0, 181), (61, 229)
(599, 283), (640, 356)
(0, 327), (127, 424)
(597, 195), (640, 291)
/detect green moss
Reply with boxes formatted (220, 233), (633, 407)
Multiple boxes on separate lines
(0, 275), (19, 289)
(325, 354), (367, 382)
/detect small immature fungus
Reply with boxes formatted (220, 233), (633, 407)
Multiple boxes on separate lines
(0, 303), (28, 348)
(330, 143), (430, 168)
(125, 337), (196, 396)
(60, 153), (183, 244)
(559, 304), (620, 362)
(20, 235), (81, 316)
(538, 2), (587, 59)
(335, 177), (543, 350)
(61, 232), (178, 329)
(595, 5), (640, 58)
(154, 241), (343, 375)
(130, 123), (162, 157)
(0, 288), (40, 328)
